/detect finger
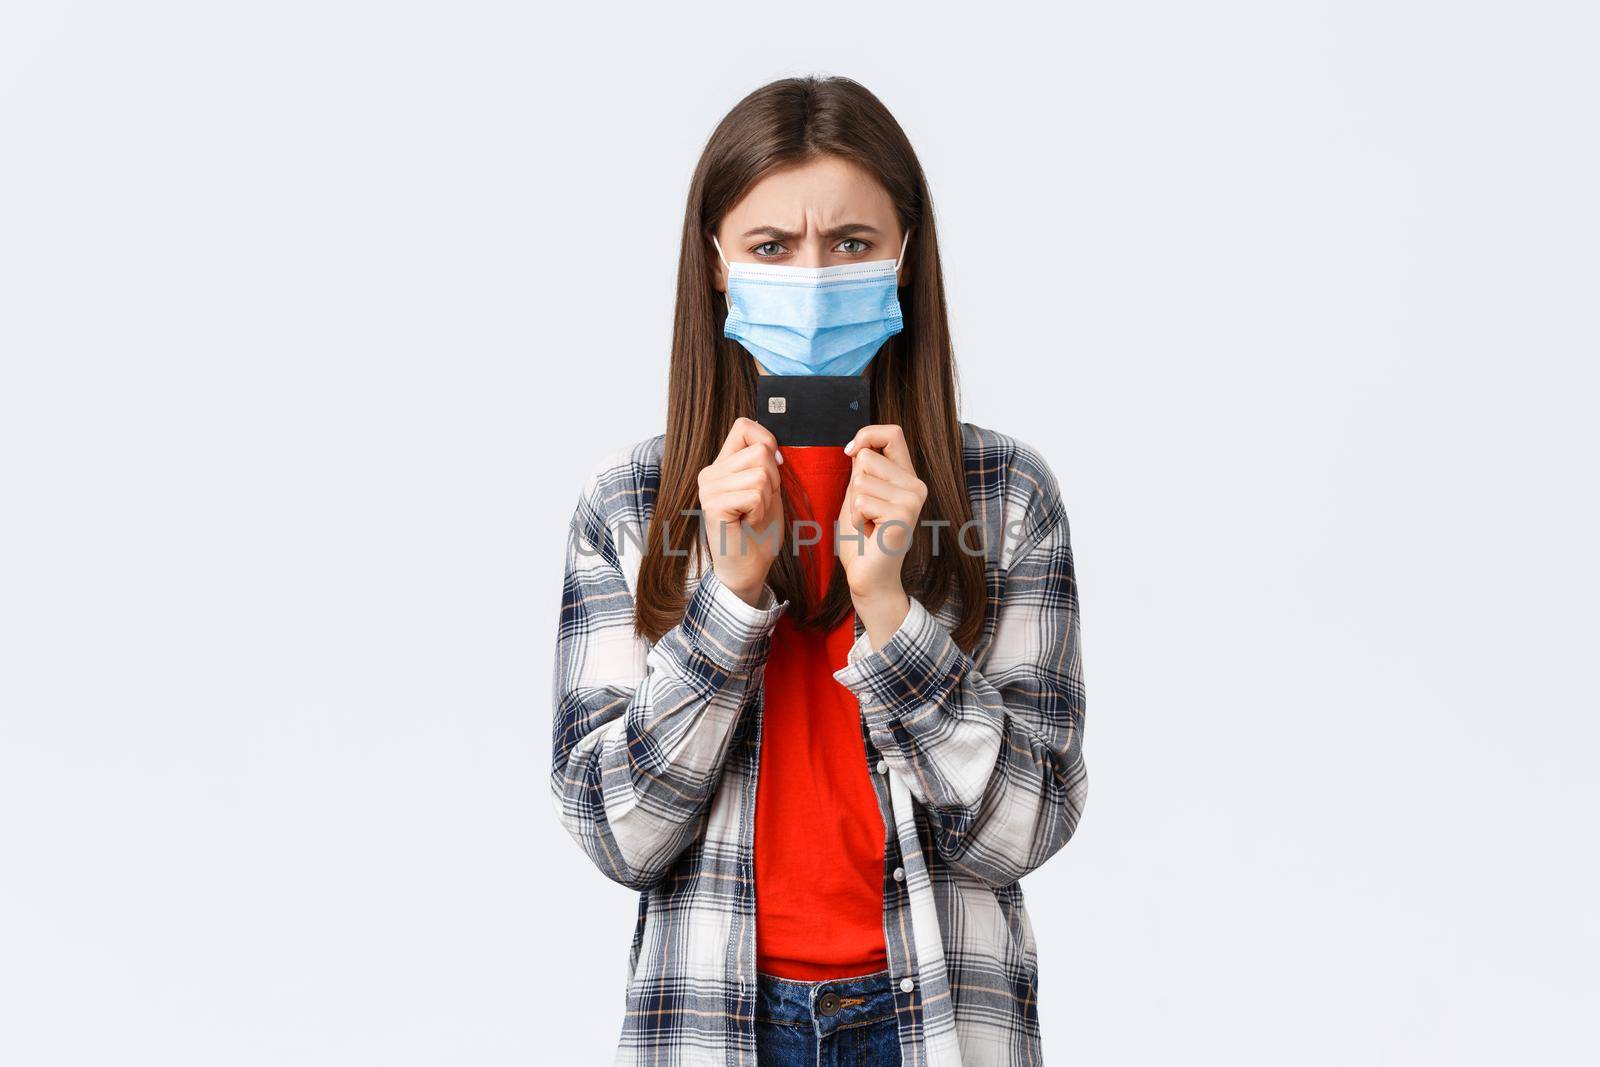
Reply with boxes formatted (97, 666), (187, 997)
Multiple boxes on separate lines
(712, 466), (765, 493)
(840, 491), (863, 537)
(723, 441), (782, 491)
(702, 501), (760, 551)
(851, 491), (905, 524)
(852, 471), (920, 510)
(851, 447), (920, 488)
(852, 492), (916, 554)
(843, 424), (911, 469)
(715, 488), (765, 522)
(716, 417), (759, 461)
(715, 466), (777, 500)
(718, 416), (782, 464)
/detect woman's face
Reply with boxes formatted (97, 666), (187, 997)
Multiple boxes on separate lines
(711, 154), (907, 288)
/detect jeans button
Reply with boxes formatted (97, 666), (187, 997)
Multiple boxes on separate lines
(817, 990), (841, 1016)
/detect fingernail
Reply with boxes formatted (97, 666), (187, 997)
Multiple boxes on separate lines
(775, 450), (784, 465)
(843, 440), (856, 456)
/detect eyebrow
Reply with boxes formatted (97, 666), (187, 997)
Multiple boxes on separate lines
(738, 223), (882, 240)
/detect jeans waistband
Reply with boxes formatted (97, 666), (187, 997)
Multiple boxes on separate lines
(755, 968), (897, 1035)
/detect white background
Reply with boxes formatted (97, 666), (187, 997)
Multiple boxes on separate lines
(2, 2), (1596, 1064)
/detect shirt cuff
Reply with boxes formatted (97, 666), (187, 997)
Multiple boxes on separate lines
(679, 567), (789, 678)
(833, 595), (972, 721)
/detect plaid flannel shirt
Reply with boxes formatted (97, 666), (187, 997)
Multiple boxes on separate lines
(551, 421), (1087, 1066)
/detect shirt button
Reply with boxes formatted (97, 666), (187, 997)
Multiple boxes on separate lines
(876, 759), (888, 774)
(900, 977), (915, 993)
(892, 866), (905, 882)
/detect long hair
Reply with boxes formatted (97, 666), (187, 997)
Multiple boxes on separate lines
(633, 75), (986, 652)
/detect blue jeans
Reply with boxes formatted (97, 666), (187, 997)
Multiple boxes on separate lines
(755, 967), (903, 1066)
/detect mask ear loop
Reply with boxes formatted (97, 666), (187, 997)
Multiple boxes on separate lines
(710, 233), (733, 313)
(895, 228), (911, 284)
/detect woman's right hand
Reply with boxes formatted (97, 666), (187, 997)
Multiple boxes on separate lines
(697, 417), (784, 606)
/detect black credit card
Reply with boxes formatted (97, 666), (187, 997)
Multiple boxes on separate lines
(755, 374), (871, 448)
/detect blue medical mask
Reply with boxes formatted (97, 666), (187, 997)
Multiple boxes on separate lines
(712, 229), (910, 376)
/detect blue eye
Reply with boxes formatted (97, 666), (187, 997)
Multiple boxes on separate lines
(836, 238), (869, 254)
(753, 242), (786, 257)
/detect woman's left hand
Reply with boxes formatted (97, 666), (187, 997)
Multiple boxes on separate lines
(841, 423), (926, 647)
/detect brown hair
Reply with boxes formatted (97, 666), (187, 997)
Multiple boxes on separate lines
(633, 75), (986, 652)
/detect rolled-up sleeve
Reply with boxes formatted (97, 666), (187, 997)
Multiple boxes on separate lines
(551, 472), (787, 891)
(833, 484), (1086, 888)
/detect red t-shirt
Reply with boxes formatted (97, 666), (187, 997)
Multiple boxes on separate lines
(754, 445), (889, 980)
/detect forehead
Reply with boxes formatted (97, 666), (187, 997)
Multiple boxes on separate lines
(724, 154), (896, 228)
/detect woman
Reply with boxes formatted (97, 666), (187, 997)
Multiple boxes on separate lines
(552, 75), (1087, 1067)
